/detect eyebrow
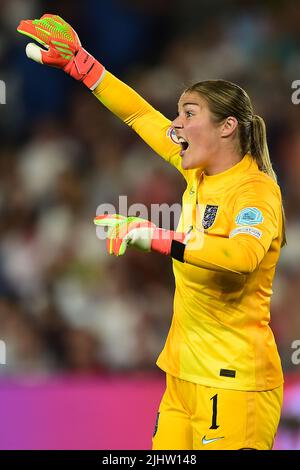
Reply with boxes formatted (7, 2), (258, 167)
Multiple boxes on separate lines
(182, 102), (200, 107)
(177, 102), (200, 114)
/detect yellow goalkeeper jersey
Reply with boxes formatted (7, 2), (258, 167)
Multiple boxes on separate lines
(94, 71), (284, 391)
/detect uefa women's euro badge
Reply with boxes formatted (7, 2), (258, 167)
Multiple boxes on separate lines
(235, 207), (264, 226)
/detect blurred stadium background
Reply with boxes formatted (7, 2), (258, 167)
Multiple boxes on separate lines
(0, 0), (300, 449)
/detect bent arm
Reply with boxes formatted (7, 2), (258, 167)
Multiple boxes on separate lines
(173, 179), (282, 274)
(93, 71), (187, 176)
(181, 233), (266, 275)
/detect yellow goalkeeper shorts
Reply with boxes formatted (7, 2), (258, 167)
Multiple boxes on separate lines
(152, 374), (283, 450)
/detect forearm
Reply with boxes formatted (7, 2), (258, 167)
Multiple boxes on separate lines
(93, 70), (154, 123)
(170, 234), (265, 275)
(93, 71), (179, 161)
(95, 214), (266, 273)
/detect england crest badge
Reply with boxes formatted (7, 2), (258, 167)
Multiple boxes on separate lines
(202, 205), (218, 229)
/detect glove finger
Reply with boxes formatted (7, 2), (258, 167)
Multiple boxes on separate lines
(40, 14), (68, 28)
(26, 42), (69, 68)
(42, 16), (80, 47)
(107, 237), (127, 256)
(105, 236), (124, 256)
(53, 15), (68, 25)
(40, 13), (57, 18)
(106, 237), (113, 255)
(37, 15), (67, 33)
(25, 42), (47, 64)
(40, 13), (64, 22)
(118, 239), (128, 256)
(105, 225), (127, 256)
(17, 20), (48, 46)
(106, 216), (149, 239)
(94, 214), (127, 228)
(46, 17), (67, 30)
(40, 14), (81, 47)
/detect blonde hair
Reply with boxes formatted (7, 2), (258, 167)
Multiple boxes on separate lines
(186, 80), (286, 247)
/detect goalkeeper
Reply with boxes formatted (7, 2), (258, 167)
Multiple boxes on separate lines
(18, 15), (286, 450)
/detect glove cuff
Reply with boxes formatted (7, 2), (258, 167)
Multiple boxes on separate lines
(64, 46), (106, 90)
(151, 228), (186, 257)
(83, 59), (106, 91)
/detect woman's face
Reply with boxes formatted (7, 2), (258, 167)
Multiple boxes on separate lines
(172, 91), (223, 170)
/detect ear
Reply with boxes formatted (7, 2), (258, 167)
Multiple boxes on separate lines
(220, 116), (238, 138)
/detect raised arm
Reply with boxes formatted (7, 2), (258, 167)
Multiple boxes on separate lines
(17, 14), (186, 177)
(93, 71), (183, 170)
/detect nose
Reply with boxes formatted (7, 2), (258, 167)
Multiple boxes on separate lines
(171, 115), (183, 129)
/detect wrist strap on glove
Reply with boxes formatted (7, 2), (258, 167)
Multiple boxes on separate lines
(151, 228), (186, 257)
(64, 47), (105, 90)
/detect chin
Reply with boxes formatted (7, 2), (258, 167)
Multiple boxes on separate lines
(181, 158), (198, 170)
(181, 159), (189, 170)
(181, 152), (207, 170)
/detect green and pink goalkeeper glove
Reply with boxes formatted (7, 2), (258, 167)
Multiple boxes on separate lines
(94, 214), (188, 259)
(17, 14), (105, 90)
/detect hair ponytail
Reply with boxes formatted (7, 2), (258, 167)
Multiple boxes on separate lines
(251, 115), (276, 180)
(251, 114), (287, 247)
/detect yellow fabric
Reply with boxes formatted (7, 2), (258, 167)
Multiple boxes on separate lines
(94, 72), (284, 391)
(152, 375), (283, 450)
(94, 71), (189, 178)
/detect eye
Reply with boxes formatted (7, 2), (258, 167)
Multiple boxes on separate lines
(185, 110), (193, 118)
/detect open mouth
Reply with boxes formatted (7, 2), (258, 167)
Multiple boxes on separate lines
(178, 137), (189, 157)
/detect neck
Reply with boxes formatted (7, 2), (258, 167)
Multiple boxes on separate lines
(204, 149), (242, 176)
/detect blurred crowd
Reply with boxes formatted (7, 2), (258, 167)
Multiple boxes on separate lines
(0, 0), (300, 378)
